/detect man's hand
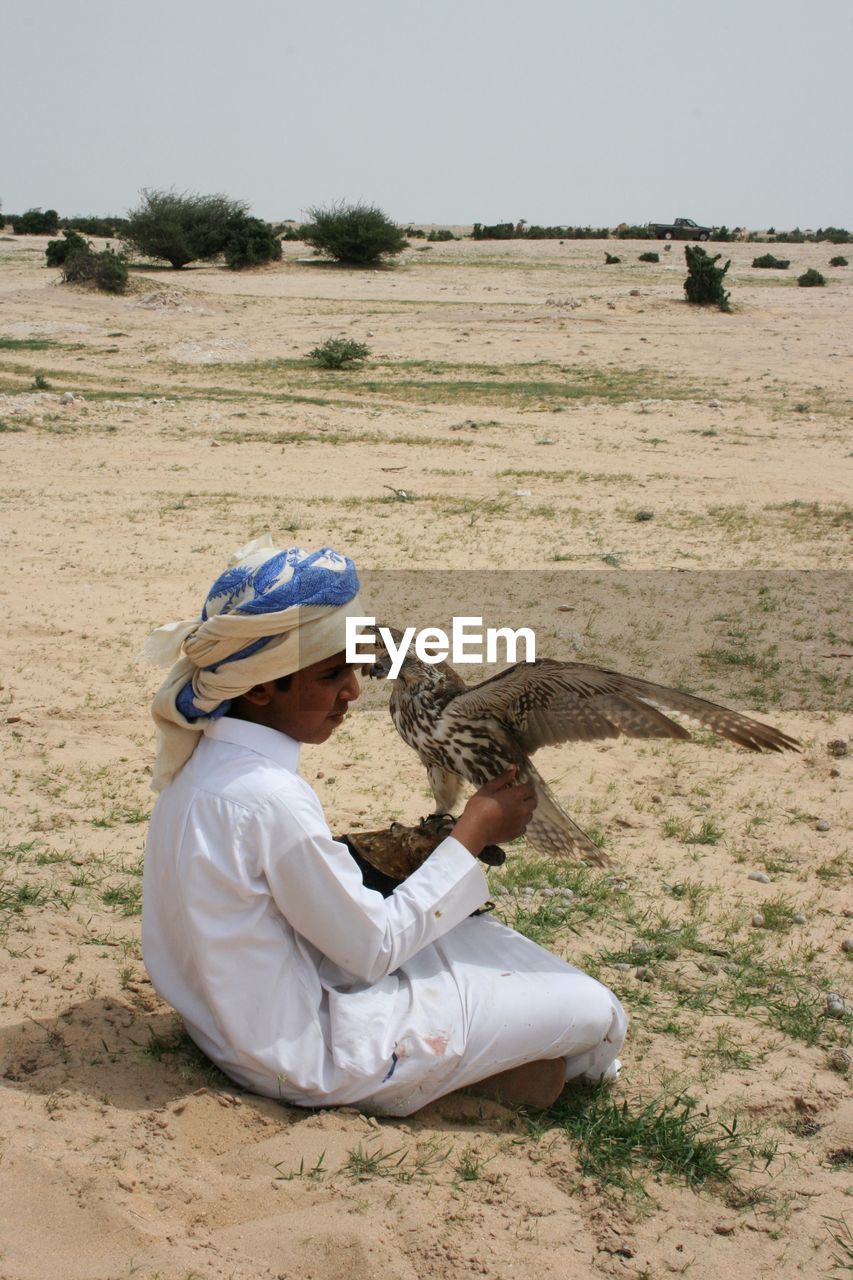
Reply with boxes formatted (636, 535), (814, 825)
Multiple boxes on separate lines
(452, 767), (537, 857)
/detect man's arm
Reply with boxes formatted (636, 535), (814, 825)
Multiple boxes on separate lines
(256, 791), (489, 985)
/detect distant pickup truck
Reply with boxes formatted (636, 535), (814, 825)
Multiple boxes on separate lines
(649, 218), (712, 241)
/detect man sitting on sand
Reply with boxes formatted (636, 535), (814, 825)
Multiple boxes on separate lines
(141, 536), (626, 1115)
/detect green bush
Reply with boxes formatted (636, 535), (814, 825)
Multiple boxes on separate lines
(604, 252), (621, 264)
(533, 225), (611, 239)
(471, 222), (516, 240)
(45, 229), (90, 267)
(797, 268), (825, 287)
(12, 208), (60, 235)
(61, 215), (128, 237)
(223, 216), (282, 270)
(308, 338), (370, 369)
(472, 222), (611, 240)
(300, 201), (408, 265)
(427, 228), (456, 242)
(639, 251), (659, 263)
(613, 224), (656, 239)
(829, 255), (848, 267)
(752, 253), (790, 269)
(62, 245), (129, 293)
(684, 245), (731, 311)
(122, 188), (249, 268)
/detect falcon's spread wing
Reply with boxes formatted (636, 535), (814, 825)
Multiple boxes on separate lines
(372, 633), (800, 866)
(443, 658), (801, 756)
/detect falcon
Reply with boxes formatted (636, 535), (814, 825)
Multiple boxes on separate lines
(370, 631), (801, 865)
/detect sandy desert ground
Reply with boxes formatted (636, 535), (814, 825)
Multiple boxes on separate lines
(0, 230), (850, 1280)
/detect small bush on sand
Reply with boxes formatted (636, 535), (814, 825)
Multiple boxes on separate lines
(684, 244), (731, 311)
(798, 268), (825, 287)
(45, 229), (90, 267)
(829, 255), (848, 267)
(308, 337), (370, 369)
(223, 216), (282, 270)
(639, 251), (659, 263)
(301, 202), (408, 265)
(604, 252), (621, 264)
(62, 245), (129, 293)
(427, 228), (456, 242)
(752, 253), (790, 269)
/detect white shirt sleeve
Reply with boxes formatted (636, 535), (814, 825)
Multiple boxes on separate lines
(250, 788), (490, 986)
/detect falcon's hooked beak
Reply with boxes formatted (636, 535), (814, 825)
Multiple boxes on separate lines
(369, 651), (393, 680)
(367, 624), (405, 680)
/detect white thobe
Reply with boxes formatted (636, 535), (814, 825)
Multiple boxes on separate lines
(142, 718), (626, 1115)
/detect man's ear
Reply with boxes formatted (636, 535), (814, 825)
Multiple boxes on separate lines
(240, 682), (275, 707)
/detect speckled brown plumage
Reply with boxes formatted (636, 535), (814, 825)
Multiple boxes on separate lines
(371, 634), (801, 864)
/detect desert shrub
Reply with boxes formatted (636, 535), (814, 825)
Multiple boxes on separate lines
(12, 208), (60, 235)
(710, 226), (736, 242)
(829, 255), (848, 267)
(62, 245), (129, 293)
(752, 253), (790, 269)
(122, 188), (249, 268)
(45, 229), (90, 267)
(684, 244), (731, 311)
(524, 224), (610, 238)
(798, 268), (825, 287)
(427, 228), (456, 242)
(604, 252), (621, 264)
(639, 251), (659, 263)
(61, 215), (128, 237)
(403, 226), (426, 238)
(308, 338), (370, 369)
(814, 226), (852, 244)
(280, 226), (305, 241)
(223, 216), (282, 270)
(300, 201), (407, 265)
(472, 222), (611, 240)
(471, 222), (516, 240)
(614, 224), (656, 239)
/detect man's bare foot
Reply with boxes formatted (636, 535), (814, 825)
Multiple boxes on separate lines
(461, 1058), (565, 1109)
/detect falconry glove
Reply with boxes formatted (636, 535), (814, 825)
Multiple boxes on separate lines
(338, 813), (504, 908)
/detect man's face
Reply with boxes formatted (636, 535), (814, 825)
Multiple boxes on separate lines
(257, 650), (361, 744)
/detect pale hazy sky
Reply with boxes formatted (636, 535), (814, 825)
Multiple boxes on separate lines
(3, 0), (851, 229)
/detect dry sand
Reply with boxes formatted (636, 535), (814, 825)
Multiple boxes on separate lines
(0, 232), (850, 1279)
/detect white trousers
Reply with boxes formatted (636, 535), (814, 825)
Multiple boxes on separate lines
(356, 915), (628, 1117)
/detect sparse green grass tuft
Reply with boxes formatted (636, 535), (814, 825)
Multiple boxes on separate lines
(533, 1087), (771, 1192)
(662, 817), (724, 845)
(0, 337), (62, 350)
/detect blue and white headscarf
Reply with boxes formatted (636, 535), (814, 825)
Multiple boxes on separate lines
(144, 535), (361, 790)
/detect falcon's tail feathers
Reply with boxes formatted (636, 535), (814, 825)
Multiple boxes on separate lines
(525, 768), (611, 867)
